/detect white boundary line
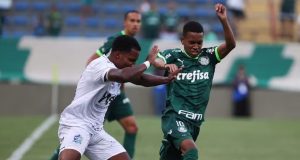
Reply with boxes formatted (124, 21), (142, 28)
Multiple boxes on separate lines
(7, 114), (58, 160)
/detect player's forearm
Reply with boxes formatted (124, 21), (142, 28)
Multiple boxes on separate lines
(220, 18), (236, 52)
(132, 74), (169, 87)
(109, 64), (147, 83)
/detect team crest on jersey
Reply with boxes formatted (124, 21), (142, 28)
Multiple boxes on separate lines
(199, 56), (209, 65)
(73, 134), (82, 144)
(178, 126), (187, 133)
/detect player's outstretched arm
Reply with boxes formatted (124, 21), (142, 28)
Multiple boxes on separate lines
(107, 64), (148, 83)
(131, 68), (181, 87)
(215, 3), (236, 59)
(106, 46), (160, 83)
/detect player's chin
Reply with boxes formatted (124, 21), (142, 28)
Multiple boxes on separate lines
(191, 52), (199, 57)
(132, 28), (138, 32)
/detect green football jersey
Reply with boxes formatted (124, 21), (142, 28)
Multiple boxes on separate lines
(96, 30), (126, 56)
(158, 47), (221, 126)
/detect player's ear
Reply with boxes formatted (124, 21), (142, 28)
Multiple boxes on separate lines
(180, 37), (184, 45)
(114, 52), (121, 59)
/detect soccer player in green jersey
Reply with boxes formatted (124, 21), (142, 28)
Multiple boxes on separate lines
(152, 3), (236, 160)
(49, 10), (141, 160)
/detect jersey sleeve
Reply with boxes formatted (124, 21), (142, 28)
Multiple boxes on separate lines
(157, 49), (177, 64)
(96, 36), (114, 56)
(206, 46), (221, 65)
(94, 66), (113, 83)
(87, 58), (116, 83)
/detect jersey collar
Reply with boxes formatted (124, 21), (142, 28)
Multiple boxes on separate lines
(181, 49), (200, 59)
(121, 30), (126, 35)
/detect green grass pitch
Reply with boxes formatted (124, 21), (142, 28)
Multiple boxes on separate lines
(1, 116), (300, 160)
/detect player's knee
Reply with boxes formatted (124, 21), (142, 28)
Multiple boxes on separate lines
(182, 148), (198, 160)
(125, 123), (138, 134)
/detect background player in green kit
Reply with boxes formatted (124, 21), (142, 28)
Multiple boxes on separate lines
(152, 3), (236, 160)
(49, 10), (141, 160)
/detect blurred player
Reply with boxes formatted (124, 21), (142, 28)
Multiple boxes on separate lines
(58, 35), (180, 160)
(49, 10), (142, 160)
(152, 4), (236, 160)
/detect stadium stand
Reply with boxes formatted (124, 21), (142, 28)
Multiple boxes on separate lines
(32, 2), (50, 12)
(65, 16), (81, 27)
(3, 0), (224, 38)
(65, 2), (81, 13)
(176, 7), (191, 17)
(3, 0), (299, 41)
(102, 3), (119, 15)
(85, 17), (100, 28)
(11, 15), (30, 26)
(14, 1), (30, 12)
(121, 4), (136, 13)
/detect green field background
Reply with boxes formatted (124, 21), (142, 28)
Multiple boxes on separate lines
(1, 116), (300, 160)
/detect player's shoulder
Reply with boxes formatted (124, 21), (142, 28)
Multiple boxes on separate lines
(90, 55), (115, 69)
(162, 48), (182, 55)
(99, 55), (114, 66)
(160, 48), (182, 60)
(107, 31), (123, 41)
(201, 46), (217, 55)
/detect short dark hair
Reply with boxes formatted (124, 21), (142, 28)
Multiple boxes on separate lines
(124, 10), (140, 20)
(183, 21), (204, 37)
(112, 35), (141, 52)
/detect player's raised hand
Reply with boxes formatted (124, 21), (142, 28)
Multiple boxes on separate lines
(215, 3), (227, 20)
(146, 45), (159, 64)
(164, 64), (179, 73)
(166, 67), (182, 82)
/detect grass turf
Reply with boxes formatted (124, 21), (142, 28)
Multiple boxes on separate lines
(1, 116), (300, 160)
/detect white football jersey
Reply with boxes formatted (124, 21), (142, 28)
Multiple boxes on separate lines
(59, 55), (121, 132)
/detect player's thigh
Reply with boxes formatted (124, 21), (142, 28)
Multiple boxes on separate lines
(164, 115), (199, 146)
(105, 94), (133, 122)
(85, 130), (127, 160)
(109, 152), (130, 160)
(59, 149), (81, 160)
(161, 118), (194, 159)
(58, 125), (91, 159)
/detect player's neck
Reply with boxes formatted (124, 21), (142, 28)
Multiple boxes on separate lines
(124, 30), (135, 37)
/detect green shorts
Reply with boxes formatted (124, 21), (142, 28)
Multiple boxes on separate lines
(159, 111), (200, 160)
(105, 92), (133, 122)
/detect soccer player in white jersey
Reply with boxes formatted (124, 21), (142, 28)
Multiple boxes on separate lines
(58, 35), (180, 160)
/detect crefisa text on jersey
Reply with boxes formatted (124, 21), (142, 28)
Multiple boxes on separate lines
(176, 70), (209, 82)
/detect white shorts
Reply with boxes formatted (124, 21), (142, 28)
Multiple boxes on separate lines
(58, 125), (126, 160)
